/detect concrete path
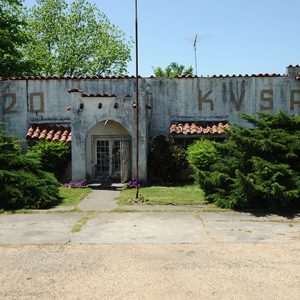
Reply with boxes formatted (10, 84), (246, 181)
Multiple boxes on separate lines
(77, 190), (119, 211)
(0, 213), (82, 244)
(0, 211), (299, 244)
(49, 189), (206, 212)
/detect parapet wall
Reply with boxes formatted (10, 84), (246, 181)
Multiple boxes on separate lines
(1, 66), (299, 139)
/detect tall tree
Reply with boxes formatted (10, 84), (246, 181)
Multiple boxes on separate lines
(0, 0), (32, 76)
(23, 0), (132, 76)
(153, 62), (193, 77)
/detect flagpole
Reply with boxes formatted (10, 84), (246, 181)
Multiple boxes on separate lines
(135, 0), (139, 199)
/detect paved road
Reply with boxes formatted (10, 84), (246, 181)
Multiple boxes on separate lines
(0, 211), (299, 244)
(1, 203), (300, 299)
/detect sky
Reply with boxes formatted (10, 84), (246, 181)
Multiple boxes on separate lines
(23, 0), (300, 77)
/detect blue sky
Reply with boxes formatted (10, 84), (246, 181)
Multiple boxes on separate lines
(24, 0), (300, 76)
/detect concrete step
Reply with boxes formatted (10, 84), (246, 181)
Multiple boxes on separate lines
(87, 182), (126, 190)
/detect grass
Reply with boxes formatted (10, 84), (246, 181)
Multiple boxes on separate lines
(118, 184), (205, 206)
(71, 211), (95, 233)
(59, 187), (92, 206)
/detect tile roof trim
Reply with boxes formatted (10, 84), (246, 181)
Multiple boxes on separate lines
(68, 88), (129, 98)
(170, 121), (230, 136)
(26, 124), (72, 143)
(0, 73), (287, 81)
(0, 75), (139, 81)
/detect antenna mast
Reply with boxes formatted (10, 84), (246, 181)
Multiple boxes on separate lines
(194, 34), (198, 76)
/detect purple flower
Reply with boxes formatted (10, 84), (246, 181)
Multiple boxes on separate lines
(64, 180), (86, 188)
(127, 178), (148, 188)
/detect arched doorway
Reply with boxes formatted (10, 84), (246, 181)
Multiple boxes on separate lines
(86, 120), (131, 182)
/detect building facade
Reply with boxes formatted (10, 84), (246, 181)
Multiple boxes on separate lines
(1, 65), (300, 182)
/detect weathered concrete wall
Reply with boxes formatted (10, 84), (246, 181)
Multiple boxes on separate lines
(1, 66), (299, 181)
(68, 85), (148, 181)
(147, 67), (300, 137)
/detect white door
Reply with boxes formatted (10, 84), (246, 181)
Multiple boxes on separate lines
(94, 137), (130, 182)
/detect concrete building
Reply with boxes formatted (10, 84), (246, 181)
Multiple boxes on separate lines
(1, 65), (300, 182)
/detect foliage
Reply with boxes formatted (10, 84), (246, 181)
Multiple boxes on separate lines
(28, 140), (71, 181)
(59, 186), (91, 206)
(0, 130), (61, 210)
(187, 140), (219, 172)
(148, 135), (188, 183)
(153, 62), (193, 77)
(118, 184), (205, 206)
(0, 0), (33, 76)
(23, 0), (132, 76)
(187, 112), (300, 210)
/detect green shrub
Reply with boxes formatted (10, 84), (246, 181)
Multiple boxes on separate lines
(148, 135), (188, 183)
(188, 112), (300, 210)
(187, 140), (219, 171)
(0, 131), (61, 210)
(28, 140), (71, 181)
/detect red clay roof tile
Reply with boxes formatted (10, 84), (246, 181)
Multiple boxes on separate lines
(0, 75), (139, 81)
(170, 121), (229, 136)
(0, 73), (287, 80)
(26, 124), (71, 143)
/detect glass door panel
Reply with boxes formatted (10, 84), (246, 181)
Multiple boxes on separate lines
(95, 140), (109, 179)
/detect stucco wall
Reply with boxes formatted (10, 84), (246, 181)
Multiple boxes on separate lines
(85, 120), (131, 180)
(1, 66), (300, 181)
(1, 67), (300, 139)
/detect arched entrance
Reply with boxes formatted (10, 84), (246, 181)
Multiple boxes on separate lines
(86, 120), (131, 183)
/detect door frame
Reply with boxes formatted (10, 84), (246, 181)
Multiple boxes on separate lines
(91, 135), (131, 182)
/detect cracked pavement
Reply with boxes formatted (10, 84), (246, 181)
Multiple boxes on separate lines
(0, 211), (299, 244)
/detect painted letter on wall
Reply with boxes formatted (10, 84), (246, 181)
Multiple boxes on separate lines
(290, 90), (300, 111)
(3, 93), (17, 114)
(260, 89), (273, 111)
(230, 81), (245, 111)
(198, 90), (214, 111)
(29, 93), (45, 112)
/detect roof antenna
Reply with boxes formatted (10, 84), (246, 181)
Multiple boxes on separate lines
(194, 34), (198, 76)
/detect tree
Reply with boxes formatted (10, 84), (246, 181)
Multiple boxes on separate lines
(152, 62), (193, 77)
(187, 112), (300, 210)
(0, 129), (61, 210)
(0, 0), (32, 76)
(23, 0), (132, 76)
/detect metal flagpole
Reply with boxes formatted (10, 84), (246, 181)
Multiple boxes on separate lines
(135, 0), (139, 199)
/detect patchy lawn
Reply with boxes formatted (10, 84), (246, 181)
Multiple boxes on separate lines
(59, 187), (92, 206)
(118, 184), (205, 206)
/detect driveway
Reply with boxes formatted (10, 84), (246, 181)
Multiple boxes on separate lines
(0, 211), (299, 244)
(1, 202), (300, 299)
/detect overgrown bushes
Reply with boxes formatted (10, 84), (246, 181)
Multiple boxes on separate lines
(187, 112), (300, 210)
(0, 131), (61, 210)
(148, 135), (188, 183)
(28, 140), (71, 181)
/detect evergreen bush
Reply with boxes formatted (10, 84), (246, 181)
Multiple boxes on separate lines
(28, 140), (71, 181)
(187, 112), (300, 210)
(147, 135), (188, 183)
(0, 131), (61, 210)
